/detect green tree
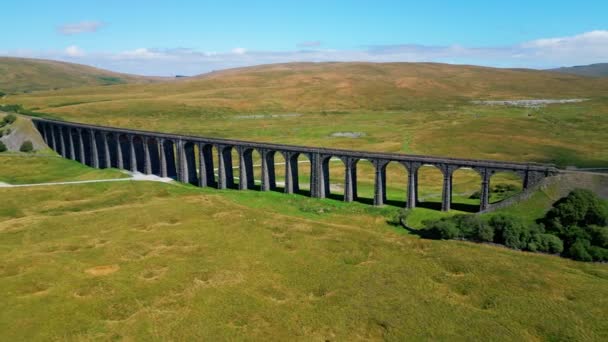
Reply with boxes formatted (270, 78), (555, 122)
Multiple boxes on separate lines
(0, 140), (6, 152)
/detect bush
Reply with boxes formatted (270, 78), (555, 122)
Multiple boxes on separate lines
(19, 140), (34, 153)
(589, 226), (608, 248)
(567, 239), (593, 262)
(426, 219), (460, 240)
(0, 141), (6, 152)
(530, 233), (564, 254)
(545, 189), (608, 230)
(3, 114), (16, 124)
(489, 214), (530, 249)
(588, 246), (608, 262)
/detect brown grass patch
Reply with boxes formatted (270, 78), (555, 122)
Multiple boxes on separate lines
(85, 264), (119, 276)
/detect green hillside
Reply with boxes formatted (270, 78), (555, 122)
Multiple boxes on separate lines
(1, 155), (607, 340)
(0, 57), (163, 94)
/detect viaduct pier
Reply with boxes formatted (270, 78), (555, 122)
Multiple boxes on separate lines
(32, 118), (558, 212)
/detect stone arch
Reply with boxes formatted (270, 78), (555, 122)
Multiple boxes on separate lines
(290, 152), (312, 196)
(80, 129), (93, 167)
(383, 161), (409, 207)
(93, 130), (107, 168)
(451, 167), (482, 212)
(321, 154), (345, 200)
(145, 137), (161, 175)
(353, 158), (376, 205)
(131, 135), (146, 172)
(105, 132), (118, 168)
(237, 147), (256, 190)
(215, 144), (235, 189)
(197, 143), (216, 187)
(162, 139), (178, 179)
(416, 164), (444, 210)
(182, 141), (199, 185)
(488, 170), (524, 204)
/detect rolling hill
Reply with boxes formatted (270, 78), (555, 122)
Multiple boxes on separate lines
(0, 57), (164, 94)
(3, 62), (608, 167)
(548, 63), (608, 78)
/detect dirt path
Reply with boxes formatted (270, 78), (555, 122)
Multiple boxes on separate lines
(0, 172), (173, 188)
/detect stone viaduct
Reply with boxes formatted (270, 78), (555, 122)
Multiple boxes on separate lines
(32, 118), (558, 212)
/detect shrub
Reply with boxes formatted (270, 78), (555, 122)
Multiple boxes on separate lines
(426, 219), (460, 239)
(588, 246), (608, 262)
(567, 239), (593, 262)
(0, 91), (6, 97)
(394, 208), (411, 224)
(489, 214), (530, 249)
(0, 141), (6, 152)
(476, 223), (495, 242)
(532, 234), (564, 254)
(3, 114), (17, 124)
(545, 189), (608, 230)
(19, 140), (34, 153)
(589, 226), (608, 248)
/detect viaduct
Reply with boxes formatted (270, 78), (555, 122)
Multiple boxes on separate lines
(32, 118), (558, 212)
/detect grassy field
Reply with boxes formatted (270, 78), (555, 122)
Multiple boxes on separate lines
(1, 156), (607, 340)
(0, 155), (125, 184)
(4, 62), (608, 168)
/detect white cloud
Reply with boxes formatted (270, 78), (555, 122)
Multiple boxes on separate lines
(65, 45), (85, 57)
(57, 21), (104, 35)
(3, 30), (607, 76)
(116, 48), (167, 60)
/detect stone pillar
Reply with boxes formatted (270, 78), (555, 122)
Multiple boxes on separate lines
(67, 128), (75, 160)
(59, 127), (67, 158)
(480, 169), (491, 212)
(406, 162), (421, 209)
(198, 143), (216, 187)
(343, 157), (358, 202)
(260, 149), (276, 191)
(78, 129), (85, 165)
(103, 133), (111, 168)
(175, 140), (186, 183)
(148, 139), (160, 175)
(184, 142), (198, 185)
(216, 145), (234, 189)
(50, 125), (57, 152)
(439, 165), (455, 212)
(90, 129), (99, 169)
(129, 135), (137, 173)
(283, 152), (299, 194)
(116, 135), (124, 169)
(165, 141), (177, 179)
(372, 159), (388, 206)
(158, 139), (167, 177)
(238, 147), (254, 190)
(143, 138), (152, 174)
(42, 124), (50, 145)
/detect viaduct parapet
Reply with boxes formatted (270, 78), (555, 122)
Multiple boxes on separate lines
(32, 118), (558, 212)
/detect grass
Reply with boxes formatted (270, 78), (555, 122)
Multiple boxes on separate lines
(1, 155), (607, 340)
(0, 155), (125, 184)
(0, 57), (160, 94)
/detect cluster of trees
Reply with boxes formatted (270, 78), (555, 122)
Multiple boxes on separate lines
(423, 189), (608, 262)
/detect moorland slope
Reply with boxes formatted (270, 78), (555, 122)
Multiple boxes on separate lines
(0, 57), (162, 94)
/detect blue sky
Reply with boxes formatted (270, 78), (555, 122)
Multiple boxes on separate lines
(2, 0), (607, 75)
